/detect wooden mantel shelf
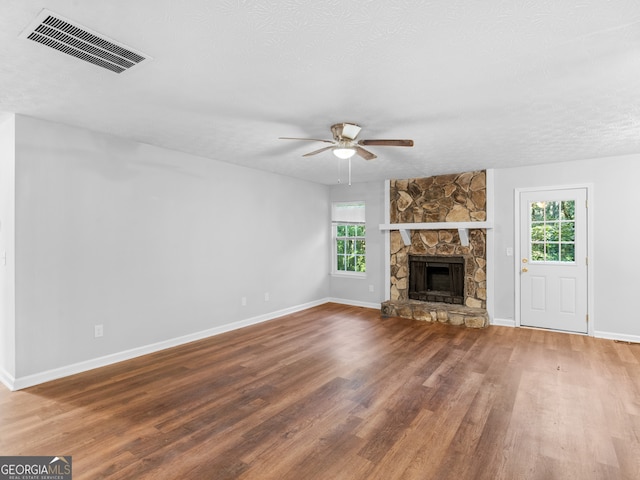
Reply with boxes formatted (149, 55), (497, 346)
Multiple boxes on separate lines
(379, 222), (493, 247)
(379, 221), (493, 231)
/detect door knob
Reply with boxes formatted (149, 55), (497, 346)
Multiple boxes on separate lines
(522, 258), (528, 263)
(522, 267), (528, 273)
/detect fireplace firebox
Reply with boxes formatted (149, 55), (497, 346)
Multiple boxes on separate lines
(408, 255), (465, 304)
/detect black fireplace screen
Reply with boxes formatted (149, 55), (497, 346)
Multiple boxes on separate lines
(408, 255), (465, 304)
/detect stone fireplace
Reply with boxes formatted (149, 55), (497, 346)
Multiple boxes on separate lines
(381, 171), (489, 328)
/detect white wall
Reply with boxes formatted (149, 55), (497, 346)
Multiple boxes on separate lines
(493, 155), (640, 339)
(11, 115), (330, 384)
(329, 181), (386, 307)
(0, 114), (16, 383)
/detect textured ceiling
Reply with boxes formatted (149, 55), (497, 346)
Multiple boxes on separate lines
(2, 0), (640, 184)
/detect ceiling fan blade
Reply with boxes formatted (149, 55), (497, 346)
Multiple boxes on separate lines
(302, 146), (335, 157)
(279, 137), (335, 144)
(355, 146), (377, 161)
(358, 139), (414, 147)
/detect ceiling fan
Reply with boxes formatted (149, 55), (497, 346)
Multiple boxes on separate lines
(279, 122), (414, 160)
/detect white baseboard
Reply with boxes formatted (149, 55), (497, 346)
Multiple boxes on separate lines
(7, 298), (329, 391)
(491, 318), (516, 327)
(327, 297), (381, 310)
(0, 367), (16, 392)
(594, 330), (640, 344)
(487, 321), (640, 343)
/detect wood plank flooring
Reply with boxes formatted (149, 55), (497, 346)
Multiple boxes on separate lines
(1, 303), (639, 479)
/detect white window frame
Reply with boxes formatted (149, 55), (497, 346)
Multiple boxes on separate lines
(331, 202), (366, 277)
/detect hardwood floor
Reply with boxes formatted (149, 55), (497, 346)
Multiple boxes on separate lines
(1, 303), (639, 479)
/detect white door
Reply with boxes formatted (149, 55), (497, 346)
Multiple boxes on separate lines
(520, 188), (588, 333)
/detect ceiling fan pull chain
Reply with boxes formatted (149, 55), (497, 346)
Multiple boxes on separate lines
(348, 157), (352, 186)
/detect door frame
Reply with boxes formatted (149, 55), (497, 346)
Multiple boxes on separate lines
(514, 183), (595, 335)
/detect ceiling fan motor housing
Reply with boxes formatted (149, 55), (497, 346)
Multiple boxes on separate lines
(331, 123), (361, 141)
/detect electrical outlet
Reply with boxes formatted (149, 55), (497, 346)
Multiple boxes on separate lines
(369, 284), (374, 292)
(264, 292), (270, 301)
(94, 324), (104, 338)
(241, 296), (247, 307)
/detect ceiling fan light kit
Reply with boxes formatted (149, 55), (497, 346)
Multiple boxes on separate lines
(333, 147), (356, 159)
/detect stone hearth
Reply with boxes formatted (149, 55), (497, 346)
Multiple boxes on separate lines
(381, 300), (489, 328)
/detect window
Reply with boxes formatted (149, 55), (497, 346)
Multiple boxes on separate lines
(530, 200), (575, 262)
(332, 202), (366, 275)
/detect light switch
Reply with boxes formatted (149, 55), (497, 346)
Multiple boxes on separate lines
(506, 247), (513, 257)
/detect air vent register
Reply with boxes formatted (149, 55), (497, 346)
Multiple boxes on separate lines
(20, 9), (150, 73)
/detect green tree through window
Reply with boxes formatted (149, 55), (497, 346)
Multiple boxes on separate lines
(336, 224), (366, 272)
(332, 202), (366, 274)
(530, 200), (575, 262)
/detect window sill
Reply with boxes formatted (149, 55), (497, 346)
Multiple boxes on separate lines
(331, 272), (367, 279)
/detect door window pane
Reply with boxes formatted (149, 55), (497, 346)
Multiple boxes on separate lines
(530, 200), (575, 263)
(531, 202), (545, 221)
(531, 223), (545, 241)
(561, 244), (575, 262)
(546, 223), (559, 242)
(561, 201), (575, 220)
(531, 243), (545, 261)
(545, 202), (560, 220)
(561, 222), (575, 242)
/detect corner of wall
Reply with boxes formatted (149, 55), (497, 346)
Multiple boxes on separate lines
(0, 112), (16, 381)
